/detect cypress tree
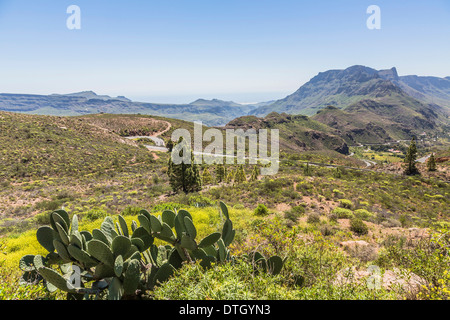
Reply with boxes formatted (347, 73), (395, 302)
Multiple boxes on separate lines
(225, 169), (234, 184)
(167, 138), (202, 193)
(404, 138), (419, 175)
(234, 165), (247, 184)
(250, 165), (259, 182)
(215, 164), (226, 183)
(427, 153), (437, 172)
(201, 167), (214, 185)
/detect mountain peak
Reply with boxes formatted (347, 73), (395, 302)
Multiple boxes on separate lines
(251, 65), (424, 117)
(378, 67), (399, 81)
(310, 65), (380, 85)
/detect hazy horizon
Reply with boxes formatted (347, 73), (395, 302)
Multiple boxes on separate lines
(0, 0), (449, 104)
(1, 64), (448, 105)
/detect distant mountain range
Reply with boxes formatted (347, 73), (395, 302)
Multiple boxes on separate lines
(252, 65), (450, 116)
(249, 66), (449, 144)
(0, 91), (257, 126)
(0, 66), (449, 143)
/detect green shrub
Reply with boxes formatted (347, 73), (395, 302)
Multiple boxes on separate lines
(35, 200), (62, 212)
(151, 202), (186, 212)
(54, 191), (75, 201)
(263, 178), (287, 193)
(332, 189), (344, 198)
(331, 207), (354, 219)
(359, 201), (370, 207)
(339, 199), (353, 209)
(345, 243), (378, 262)
(188, 195), (215, 207)
(33, 212), (51, 225)
(350, 218), (369, 235)
(307, 213), (321, 224)
(328, 213), (338, 223)
(121, 206), (143, 216)
(254, 204), (269, 216)
(152, 174), (160, 184)
(284, 205), (306, 223)
(282, 188), (300, 200)
(152, 258), (292, 300)
(84, 208), (108, 221)
(319, 223), (338, 236)
(354, 209), (373, 221)
(381, 218), (402, 228)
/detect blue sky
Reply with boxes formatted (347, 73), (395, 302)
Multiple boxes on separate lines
(0, 0), (449, 103)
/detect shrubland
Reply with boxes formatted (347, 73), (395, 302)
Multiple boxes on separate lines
(0, 112), (449, 300)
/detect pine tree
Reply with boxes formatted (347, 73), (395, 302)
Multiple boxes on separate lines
(234, 165), (247, 184)
(201, 167), (214, 185)
(427, 153), (437, 172)
(404, 137), (419, 176)
(215, 164), (226, 183)
(225, 169), (234, 184)
(167, 138), (202, 193)
(250, 165), (259, 182)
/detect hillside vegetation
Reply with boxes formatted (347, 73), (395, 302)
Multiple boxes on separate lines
(0, 112), (449, 300)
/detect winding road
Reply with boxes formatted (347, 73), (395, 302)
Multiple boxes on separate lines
(124, 120), (171, 152)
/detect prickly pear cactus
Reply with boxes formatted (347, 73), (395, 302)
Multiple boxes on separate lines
(19, 201), (285, 300)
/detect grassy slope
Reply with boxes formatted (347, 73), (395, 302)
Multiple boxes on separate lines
(0, 112), (449, 300)
(312, 91), (449, 144)
(225, 112), (350, 155)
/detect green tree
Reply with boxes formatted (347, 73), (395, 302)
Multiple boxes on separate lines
(167, 138), (202, 193)
(404, 138), (419, 175)
(250, 165), (259, 182)
(427, 153), (437, 172)
(215, 164), (226, 183)
(201, 167), (214, 185)
(234, 165), (247, 184)
(225, 169), (234, 184)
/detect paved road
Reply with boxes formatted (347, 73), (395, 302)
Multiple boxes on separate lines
(416, 154), (431, 163)
(362, 159), (377, 167)
(124, 136), (166, 147)
(348, 151), (376, 168)
(124, 120), (172, 150)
